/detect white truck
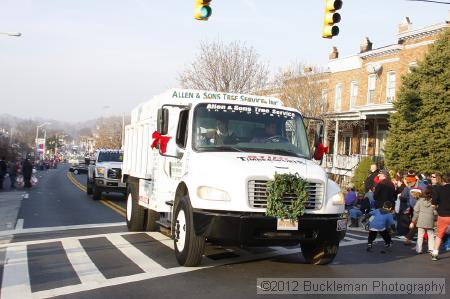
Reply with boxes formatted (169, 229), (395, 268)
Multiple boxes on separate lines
(87, 149), (127, 200)
(122, 89), (346, 266)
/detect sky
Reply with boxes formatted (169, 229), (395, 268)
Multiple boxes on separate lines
(0, 0), (448, 122)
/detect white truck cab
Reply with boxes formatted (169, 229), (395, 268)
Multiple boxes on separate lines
(122, 89), (346, 266)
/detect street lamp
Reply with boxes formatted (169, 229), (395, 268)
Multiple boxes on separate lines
(35, 122), (51, 160)
(0, 32), (22, 37)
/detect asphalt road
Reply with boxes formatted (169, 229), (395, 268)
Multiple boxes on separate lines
(0, 165), (449, 299)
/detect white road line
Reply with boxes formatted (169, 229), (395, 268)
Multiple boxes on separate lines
(15, 219), (24, 230)
(106, 234), (165, 273)
(0, 231), (141, 249)
(0, 222), (126, 237)
(61, 239), (107, 286)
(146, 232), (174, 249)
(0, 245), (32, 299)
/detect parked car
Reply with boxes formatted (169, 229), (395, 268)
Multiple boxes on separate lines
(69, 164), (88, 175)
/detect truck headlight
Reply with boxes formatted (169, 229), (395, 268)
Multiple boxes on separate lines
(331, 191), (345, 205)
(96, 167), (105, 177)
(197, 186), (230, 201)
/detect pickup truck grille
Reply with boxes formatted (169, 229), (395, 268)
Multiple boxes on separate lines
(107, 168), (122, 179)
(248, 180), (324, 210)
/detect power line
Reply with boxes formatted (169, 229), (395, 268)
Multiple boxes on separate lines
(407, 0), (450, 4)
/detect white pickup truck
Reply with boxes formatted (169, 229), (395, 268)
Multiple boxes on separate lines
(122, 89), (346, 266)
(87, 149), (126, 200)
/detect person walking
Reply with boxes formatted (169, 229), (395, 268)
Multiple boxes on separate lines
(374, 170), (396, 208)
(0, 157), (7, 190)
(431, 173), (450, 261)
(410, 186), (436, 254)
(7, 159), (17, 189)
(22, 158), (33, 188)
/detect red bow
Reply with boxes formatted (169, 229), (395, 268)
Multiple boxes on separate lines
(314, 143), (329, 161)
(151, 131), (171, 154)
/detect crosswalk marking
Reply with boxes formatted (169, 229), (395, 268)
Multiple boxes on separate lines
(146, 231), (174, 249)
(106, 234), (166, 273)
(1, 230), (368, 299)
(61, 239), (107, 285)
(1, 245), (32, 299)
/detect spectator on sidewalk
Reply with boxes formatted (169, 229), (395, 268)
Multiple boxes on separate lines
(365, 164), (379, 193)
(344, 187), (357, 210)
(0, 157), (7, 190)
(22, 158), (33, 188)
(364, 201), (395, 252)
(411, 186), (436, 254)
(7, 160), (17, 189)
(431, 173), (450, 261)
(374, 170), (396, 208)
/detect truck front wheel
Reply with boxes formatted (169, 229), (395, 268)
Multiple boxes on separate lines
(86, 178), (93, 195)
(173, 195), (205, 266)
(300, 239), (339, 265)
(126, 186), (145, 231)
(92, 185), (102, 201)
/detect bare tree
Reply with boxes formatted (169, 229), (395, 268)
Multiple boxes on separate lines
(94, 116), (130, 149)
(179, 40), (269, 93)
(274, 62), (329, 119)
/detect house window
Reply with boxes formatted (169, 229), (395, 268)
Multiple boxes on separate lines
(386, 71), (396, 103)
(367, 74), (376, 104)
(334, 84), (342, 112)
(321, 89), (328, 112)
(350, 81), (358, 109)
(343, 135), (352, 156)
(359, 131), (368, 155)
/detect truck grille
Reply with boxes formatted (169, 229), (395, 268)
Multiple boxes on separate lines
(248, 180), (324, 210)
(107, 168), (122, 179)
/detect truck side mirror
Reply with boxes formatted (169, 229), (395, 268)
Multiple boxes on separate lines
(157, 108), (169, 135)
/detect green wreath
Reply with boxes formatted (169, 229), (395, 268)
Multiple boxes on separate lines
(265, 173), (308, 221)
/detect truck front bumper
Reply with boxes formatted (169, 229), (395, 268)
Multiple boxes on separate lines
(94, 178), (126, 193)
(192, 210), (347, 246)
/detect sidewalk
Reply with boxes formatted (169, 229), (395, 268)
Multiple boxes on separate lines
(0, 186), (26, 243)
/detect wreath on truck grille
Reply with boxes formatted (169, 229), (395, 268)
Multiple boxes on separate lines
(265, 173), (308, 221)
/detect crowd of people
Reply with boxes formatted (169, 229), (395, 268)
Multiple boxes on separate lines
(345, 164), (450, 261)
(0, 156), (36, 189)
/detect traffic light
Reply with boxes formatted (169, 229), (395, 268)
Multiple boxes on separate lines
(322, 0), (342, 38)
(194, 0), (212, 21)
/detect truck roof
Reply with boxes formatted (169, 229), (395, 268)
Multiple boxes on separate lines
(131, 88), (285, 124)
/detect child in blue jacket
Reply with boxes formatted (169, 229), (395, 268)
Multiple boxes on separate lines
(364, 201), (396, 251)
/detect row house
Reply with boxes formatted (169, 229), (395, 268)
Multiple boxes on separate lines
(321, 16), (449, 184)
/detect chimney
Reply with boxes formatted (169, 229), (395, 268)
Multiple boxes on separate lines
(329, 46), (339, 60)
(360, 37), (373, 53)
(399, 17), (412, 33)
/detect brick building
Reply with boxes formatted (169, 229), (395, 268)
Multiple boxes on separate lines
(322, 16), (449, 184)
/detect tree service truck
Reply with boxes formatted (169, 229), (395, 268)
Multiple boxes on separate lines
(122, 89), (346, 266)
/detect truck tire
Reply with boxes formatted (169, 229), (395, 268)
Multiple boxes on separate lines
(300, 240), (339, 265)
(173, 195), (205, 266)
(86, 178), (93, 195)
(145, 209), (160, 231)
(126, 185), (145, 231)
(92, 185), (102, 201)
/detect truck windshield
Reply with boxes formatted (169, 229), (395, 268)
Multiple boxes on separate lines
(97, 151), (123, 162)
(193, 103), (310, 159)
